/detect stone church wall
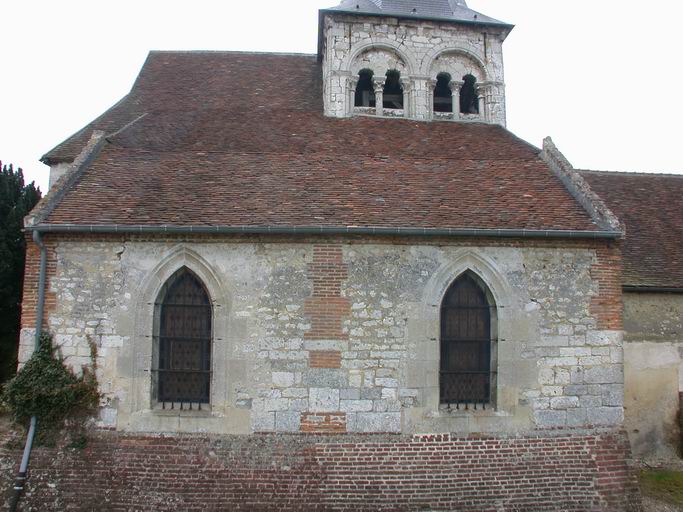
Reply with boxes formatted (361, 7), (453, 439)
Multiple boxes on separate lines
(623, 291), (683, 458)
(19, 235), (624, 436)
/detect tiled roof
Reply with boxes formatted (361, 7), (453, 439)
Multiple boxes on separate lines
(582, 170), (683, 289)
(41, 51), (602, 233)
(323, 0), (510, 27)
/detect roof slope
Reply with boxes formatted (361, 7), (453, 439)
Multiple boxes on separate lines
(582, 171), (683, 289)
(40, 51), (604, 234)
(323, 0), (510, 27)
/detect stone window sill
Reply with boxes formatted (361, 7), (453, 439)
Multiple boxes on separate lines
(151, 403), (213, 417)
(429, 405), (512, 418)
(433, 113), (484, 122)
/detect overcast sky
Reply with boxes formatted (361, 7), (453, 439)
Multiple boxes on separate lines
(1, 0), (681, 193)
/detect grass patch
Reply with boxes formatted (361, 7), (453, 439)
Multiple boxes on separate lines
(640, 469), (683, 506)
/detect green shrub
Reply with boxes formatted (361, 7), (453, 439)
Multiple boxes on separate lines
(1, 332), (100, 445)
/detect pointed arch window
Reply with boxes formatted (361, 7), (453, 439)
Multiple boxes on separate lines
(460, 74), (479, 114)
(153, 268), (212, 408)
(440, 272), (497, 408)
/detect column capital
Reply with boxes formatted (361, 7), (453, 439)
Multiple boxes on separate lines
(449, 80), (464, 91)
(372, 78), (385, 94)
(426, 79), (437, 92)
(399, 77), (412, 92)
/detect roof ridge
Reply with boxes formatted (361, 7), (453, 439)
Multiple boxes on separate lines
(101, 144), (540, 162)
(148, 50), (317, 58)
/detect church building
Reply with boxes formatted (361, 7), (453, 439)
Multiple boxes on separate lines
(9, 0), (682, 509)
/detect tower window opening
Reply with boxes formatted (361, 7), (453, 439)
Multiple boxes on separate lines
(354, 69), (375, 108)
(460, 74), (479, 114)
(383, 69), (403, 109)
(434, 72), (452, 113)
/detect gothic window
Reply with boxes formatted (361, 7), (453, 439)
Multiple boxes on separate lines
(383, 69), (403, 109)
(434, 72), (453, 113)
(153, 268), (212, 408)
(440, 272), (496, 407)
(460, 74), (479, 114)
(354, 69), (376, 107)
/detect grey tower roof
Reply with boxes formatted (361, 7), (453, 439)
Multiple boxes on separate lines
(322, 0), (511, 27)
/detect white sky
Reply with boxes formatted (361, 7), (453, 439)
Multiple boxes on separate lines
(1, 0), (681, 193)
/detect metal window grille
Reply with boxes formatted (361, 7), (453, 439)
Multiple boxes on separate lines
(440, 274), (495, 408)
(153, 270), (212, 409)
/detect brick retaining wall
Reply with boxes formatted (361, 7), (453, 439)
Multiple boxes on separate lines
(2, 429), (641, 511)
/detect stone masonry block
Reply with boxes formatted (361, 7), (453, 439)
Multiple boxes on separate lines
(533, 410), (567, 428)
(303, 368), (347, 388)
(275, 411), (301, 432)
(587, 407), (624, 426)
(309, 388), (340, 412)
(340, 400), (373, 412)
(583, 365), (623, 384)
(252, 411), (275, 432)
(347, 412), (401, 433)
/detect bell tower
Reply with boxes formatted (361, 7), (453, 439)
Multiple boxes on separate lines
(318, 0), (513, 125)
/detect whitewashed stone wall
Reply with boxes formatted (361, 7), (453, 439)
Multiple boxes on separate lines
(321, 13), (508, 124)
(623, 292), (683, 458)
(18, 239), (623, 435)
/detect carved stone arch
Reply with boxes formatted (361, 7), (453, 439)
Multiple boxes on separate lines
(420, 249), (516, 410)
(130, 245), (232, 413)
(423, 250), (514, 316)
(345, 40), (417, 75)
(422, 45), (490, 81)
(137, 245), (231, 310)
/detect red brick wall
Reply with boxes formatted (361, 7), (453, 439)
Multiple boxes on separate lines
(20, 235), (57, 331)
(0, 430), (641, 511)
(304, 245), (350, 341)
(591, 242), (624, 330)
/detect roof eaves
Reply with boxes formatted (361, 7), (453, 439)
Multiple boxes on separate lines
(27, 224), (623, 240)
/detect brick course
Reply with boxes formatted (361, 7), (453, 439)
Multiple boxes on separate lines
(591, 242), (624, 331)
(309, 350), (342, 369)
(0, 429), (641, 511)
(20, 235), (57, 330)
(304, 245), (351, 341)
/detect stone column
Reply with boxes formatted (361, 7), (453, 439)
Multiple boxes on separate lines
(400, 77), (412, 118)
(373, 78), (385, 116)
(449, 80), (464, 117)
(426, 79), (436, 120)
(477, 84), (489, 121)
(348, 77), (358, 117)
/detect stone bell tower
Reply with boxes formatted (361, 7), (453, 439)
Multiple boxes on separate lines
(317, 0), (513, 125)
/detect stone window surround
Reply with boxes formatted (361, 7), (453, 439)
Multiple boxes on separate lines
(415, 250), (517, 418)
(132, 246), (233, 420)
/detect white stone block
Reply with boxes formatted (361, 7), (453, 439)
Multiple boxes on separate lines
(309, 388), (340, 412)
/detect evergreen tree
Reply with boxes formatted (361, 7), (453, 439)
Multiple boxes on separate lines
(0, 161), (41, 383)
